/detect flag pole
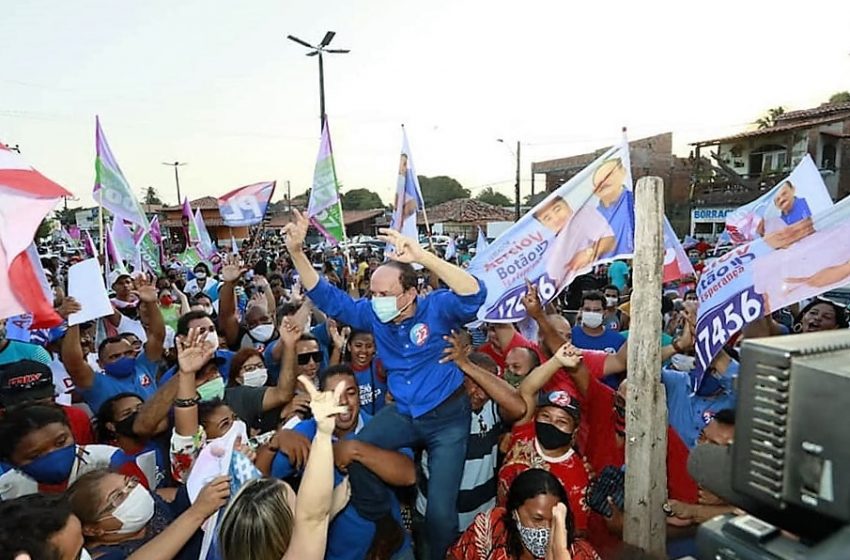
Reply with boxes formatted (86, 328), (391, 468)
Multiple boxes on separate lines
(98, 204), (106, 274)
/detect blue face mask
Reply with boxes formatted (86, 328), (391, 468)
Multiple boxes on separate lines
(20, 444), (76, 484)
(371, 296), (400, 323)
(105, 356), (136, 379)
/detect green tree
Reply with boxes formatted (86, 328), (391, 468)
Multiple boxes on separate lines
(523, 191), (548, 206)
(54, 206), (82, 226)
(341, 188), (384, 210)
(828, 91), (850, 105)
(475, 187), (512, 206)
(755, 106), (786, 129)
(418, 176), (470, 207)
(143, 186), (163, 205)
(36, 218), (53, 241)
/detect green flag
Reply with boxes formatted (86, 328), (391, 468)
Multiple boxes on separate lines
(307, 119), (345, 244)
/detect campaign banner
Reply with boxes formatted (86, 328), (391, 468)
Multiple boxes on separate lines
(468, 136), (633, 322)
(723, 155), (832, 244)
(217, 181), (276, 227)
(694, 192), (850, 383)
(662, 217), (696, 283)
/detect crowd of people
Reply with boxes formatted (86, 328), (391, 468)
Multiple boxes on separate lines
(0, 209), (845, 560)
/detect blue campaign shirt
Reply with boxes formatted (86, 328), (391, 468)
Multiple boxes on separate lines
(782, 196), (812, 225)
(159, 349), (234, 384)
(662, 362), (738, 449)
(572, 325), (625, 355)
(307, 277), (486, 417)
(597, 188), (635, 259)
(0, 340), (51, 366)
(354, 360), (387, 415)
(271, 412), (412, 560)
(81, 354), (159, 412)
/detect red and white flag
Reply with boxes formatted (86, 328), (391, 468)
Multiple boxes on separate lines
(0, 142), (71, 327)
(662, 217), (696, 284)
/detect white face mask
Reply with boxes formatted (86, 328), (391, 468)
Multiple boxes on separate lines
(581, 311), (604, 329)
(194, 271), (207, 280)
(606, 297), (619, 308)
(249, 324), (275, 342)
(241, 368), (268, 387)
(203, 330), (219, 348)
(111, 483), (155, 534)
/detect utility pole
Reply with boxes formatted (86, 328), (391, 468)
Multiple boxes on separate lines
(287, 31), (350, 130)
(497, 138), (522, 220)
(515, 140), (521, 221)
(624, 175), (667, 556)
(161, 161), (187, 204)
(286, 180), (292, 213)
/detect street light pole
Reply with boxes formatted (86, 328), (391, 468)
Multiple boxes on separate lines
(498, 139), (522, 221)
(161, 161), (187, 204)
(287, 31), (350, 131)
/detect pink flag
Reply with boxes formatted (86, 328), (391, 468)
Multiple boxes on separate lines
(83, 230), (97, 258)
(182, 197), (200, 245)
(662, 217), (696, 284)
(0, 142), (69, 328)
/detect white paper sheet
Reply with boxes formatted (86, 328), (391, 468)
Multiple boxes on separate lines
(67, 259), (113, 326)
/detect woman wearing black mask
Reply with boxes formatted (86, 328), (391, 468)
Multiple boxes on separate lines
(498, 390), (590, 536)
(97, 393), (169, 489)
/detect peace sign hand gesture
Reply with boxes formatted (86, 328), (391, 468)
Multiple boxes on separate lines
(377, 228), (426, 264)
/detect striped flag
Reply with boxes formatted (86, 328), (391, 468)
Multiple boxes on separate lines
(92, 117), (149, 229)
(182, 197), (200, 245)
(307, 119), (346, 245)
(194, 209), (215, 257)
(0, 142), (69, 327)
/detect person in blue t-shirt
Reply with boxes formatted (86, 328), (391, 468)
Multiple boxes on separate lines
(591, 158), (635, 259)
(271, 365), (415, 560)
(662, 350), (738, 449)
(328, 327), (387, 415)
(61, 279), (165, 413)
(0, 318), (51, 366)
(571, 291), (626, 389)
(283, 209), (486, 560)
(606, 260), (630, 293)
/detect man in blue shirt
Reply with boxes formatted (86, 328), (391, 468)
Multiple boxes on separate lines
(571, 291), (626, 389)
(592, 158), (635, 259)
(60, 278), (165, 412)
(607, 260), (630, 292)
(662, 350), (738, 448)
(272, 365), (415, 560)
(283, 209), (486, 560)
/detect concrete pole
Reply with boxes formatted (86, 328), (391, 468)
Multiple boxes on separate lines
(623, 175), (668, 556)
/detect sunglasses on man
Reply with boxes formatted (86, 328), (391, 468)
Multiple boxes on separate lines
(297, 351), (323, 365)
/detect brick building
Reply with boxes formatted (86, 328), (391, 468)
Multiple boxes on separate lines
(531, 132), (692, 234)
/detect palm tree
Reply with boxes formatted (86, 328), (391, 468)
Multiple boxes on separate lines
(755, 106), (786, 129)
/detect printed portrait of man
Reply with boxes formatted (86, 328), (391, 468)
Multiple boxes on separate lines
(591, 157), (634, 259)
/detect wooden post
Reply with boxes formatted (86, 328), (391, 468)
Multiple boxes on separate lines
(623, 176), (668, 557)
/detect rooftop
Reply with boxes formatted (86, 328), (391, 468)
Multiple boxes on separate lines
(419, 198), (514, 225)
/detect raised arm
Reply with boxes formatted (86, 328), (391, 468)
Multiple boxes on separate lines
(171, 328), (216, 436)
(133, 375), (180, 438)
(283, 377), (347, 560)
(135, 276), (165, 363)
(441, 331), (526, 423)
(282, 210), (320, 290)
(61, 322), (95, 389)
(262, 317), (303, 411)
(517, 344), (582, 424)
(378, 228), (479, 295)
(219, 255), (246, 348)
(522, 284), (568, 355)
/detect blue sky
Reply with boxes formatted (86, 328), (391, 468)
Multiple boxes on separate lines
(3, 0), (849, 208)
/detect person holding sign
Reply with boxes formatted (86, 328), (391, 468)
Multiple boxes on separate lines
(282, 209), (486, 560)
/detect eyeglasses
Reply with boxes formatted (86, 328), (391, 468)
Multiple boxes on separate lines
(242, 362), (265, 373)
(96, 476), (140, 519)
(297, 351), (323, 365)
